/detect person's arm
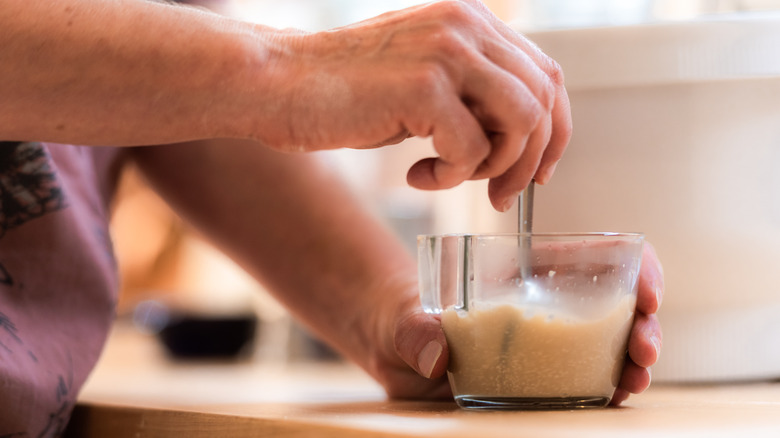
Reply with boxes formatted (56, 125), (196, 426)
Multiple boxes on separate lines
(1, 0), (570, 211)
(129, 139), (663, 402)
(129, 139), (450, 398)
(0, 0), (267, 146)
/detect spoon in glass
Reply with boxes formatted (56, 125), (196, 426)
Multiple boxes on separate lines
(517, 181), (536, 297)
(518, 180), (534, 237)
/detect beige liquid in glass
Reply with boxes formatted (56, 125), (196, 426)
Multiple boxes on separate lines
(441, 296), (635, 409)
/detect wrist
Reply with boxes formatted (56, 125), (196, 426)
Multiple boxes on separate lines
(214, 25), (309, 147)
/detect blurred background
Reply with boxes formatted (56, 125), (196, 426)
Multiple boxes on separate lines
(111, 0), (780, 382)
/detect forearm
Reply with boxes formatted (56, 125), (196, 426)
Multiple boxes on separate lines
(0, 0), (274, 145)
(129, 140), (418, 375)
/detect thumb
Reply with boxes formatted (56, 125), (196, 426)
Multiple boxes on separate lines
(394, 310), (449, 379)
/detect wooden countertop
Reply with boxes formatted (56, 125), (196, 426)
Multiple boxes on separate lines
(67, 322), (780, 437)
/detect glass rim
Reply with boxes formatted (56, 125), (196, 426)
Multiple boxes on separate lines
(417, 232), (644, 239)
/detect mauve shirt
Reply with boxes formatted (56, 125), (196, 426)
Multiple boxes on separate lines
(0, 142), (125, 437)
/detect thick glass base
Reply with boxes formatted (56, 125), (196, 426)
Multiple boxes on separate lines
(454, 395), (611, 410)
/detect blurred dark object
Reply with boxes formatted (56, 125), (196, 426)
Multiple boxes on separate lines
(134, 300), (258, 360)
(158, 313), (257, 359)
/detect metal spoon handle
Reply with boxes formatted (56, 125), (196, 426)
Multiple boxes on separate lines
(518, 181), (535, 280)
(518, 180), (535, 234)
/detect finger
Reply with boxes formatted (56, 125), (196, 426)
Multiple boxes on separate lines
(463, 65), (546, 182)
(468, 131), (520, 180)
(617, 357), (652, 395)
(459, 0), (572, 185)
(637, 241), (664, 315)
(394, 310), (449, 379)
(628, 312), (662, 369)
(457, 15), (559, 185)
(534, 87), (572, 184)
(407, 95), (491, 190)
(610, 388), (631, 407)
(486, 112), (552, 211)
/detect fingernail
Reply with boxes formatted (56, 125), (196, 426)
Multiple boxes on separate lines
(650, 334), (662, 360)
(654, 283), (664, 308)
(498, 195), (517, 213)
(535, 161), (559, 185)
(417, 341), (443, 379)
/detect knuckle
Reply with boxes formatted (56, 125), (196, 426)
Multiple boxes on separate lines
(412, 62), (448, 95)
(430, 27), (469, 60)
(474, 155), (504, 179)
(558, 115), (573, 144)
(518, 94), (545, 129)
(451, 160), (480, 180)
(421, 19), (475, 63)
(542, 55), (566, 87)
(455, 131), (490, 164)
(463, 147), (490, 171)
(433, 0), (475, 24)
(439, 151), (481, 181)
(534, 56), (565, 112)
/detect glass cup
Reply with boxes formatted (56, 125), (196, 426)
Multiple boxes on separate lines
(417, 233), (644, 410)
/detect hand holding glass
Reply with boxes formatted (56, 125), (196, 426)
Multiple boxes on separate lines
(418, 233), (644, 410)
